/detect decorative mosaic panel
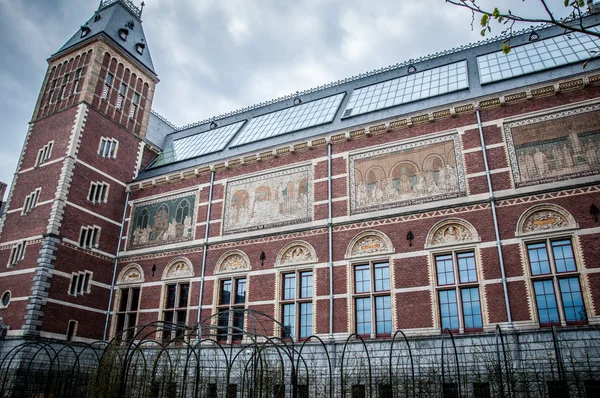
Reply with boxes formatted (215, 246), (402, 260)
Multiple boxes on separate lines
(128, 192), (197, 250)
(223, 165), (313, 234)
(349, 134), (465, 214)
(505, 105), (600, 187)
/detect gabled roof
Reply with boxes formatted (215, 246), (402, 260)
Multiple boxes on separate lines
(139, 14), (600, 181)
(54, 0), (155, 76)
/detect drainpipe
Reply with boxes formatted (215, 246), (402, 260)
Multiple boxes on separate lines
(197, 170), (215, 328)
(476, 109), (513, 326)
(327, 142), (334, 339)
(103, 190), (130, 341)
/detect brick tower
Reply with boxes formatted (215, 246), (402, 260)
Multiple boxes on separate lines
(0, 0), (158, 341)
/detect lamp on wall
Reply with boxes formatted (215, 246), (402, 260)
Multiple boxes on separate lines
(259, 251), (266, 267)
(406, 231), (414, 247)
(151, 264), (156, 277)
(591, 204), (599, 222)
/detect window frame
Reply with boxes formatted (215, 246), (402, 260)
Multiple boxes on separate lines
(216, 276), (248, 344)
(87, 181), (110, 204)
(69, 271), (93, 296)
(351, 258), (392, 338)
(525, 237), (587, 326)
(98, 137), (119, 158)
(101, 72), (114, 101)
(22, 188), (41, 215)
(433, 248), (483, 333)
(78, 225), (101, 249)
(36, 141), (54, 166)
(280, 269), (314, 341)
(161, 281), (190, 341)
(8, 241), (26, 266)
(115, 285), (141, 342)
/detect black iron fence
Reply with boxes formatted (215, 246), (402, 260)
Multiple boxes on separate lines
(1, 310), (600, 397)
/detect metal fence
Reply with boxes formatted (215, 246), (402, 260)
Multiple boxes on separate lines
(1, 310), (600, 397)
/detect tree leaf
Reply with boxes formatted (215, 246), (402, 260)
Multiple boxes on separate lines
(480, 13), (489, 27)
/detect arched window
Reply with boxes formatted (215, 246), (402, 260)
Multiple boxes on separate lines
(426, 219), (483, 333)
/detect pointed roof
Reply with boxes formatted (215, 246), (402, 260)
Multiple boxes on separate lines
(54, 0), (156, 76)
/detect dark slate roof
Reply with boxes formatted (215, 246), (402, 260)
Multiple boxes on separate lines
(138, 14), (600, 180)
(54, 0), (155, 75)
(146, 111), (176, 149)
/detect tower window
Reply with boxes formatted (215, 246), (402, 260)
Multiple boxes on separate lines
(101, 73), (114, 100)
(0, 291), (10, 308)
(135, 43), (145, 55)
(87, 181), (110, 204)
(8, 241), (26, 266)
(129, 92), (140, 119)
(118, 28), (129, 41)
(116, 83), (127, 110)
(98, 137), (118, 158)
(66, 320), (78, 341)
(79, 225), (101, 249)
(36, 141), (54, 166)
(72, 68), (82, 94)
(69, 271), (93, 296)
(59, 73), (69, 100)
(80, 26), (90, 38)
(22, 188), (41, 215)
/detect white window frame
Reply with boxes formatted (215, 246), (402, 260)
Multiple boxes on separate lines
(87, 181), (110, 204)
(129, 92), (140, 119)
(280, 269), (314, 340)
(36, 141), (54, 166)
(79, 225), (101, 249)
(101, 72), (114, 101)
(66, 320), (78, 341)
(69, 271), (93, 296)
(22, 188), (41, 215)
(98, 137), (119, 158)
(72, 68), (82, 95)
(8, 241), (26, 266)
(161, 281), (191, 341)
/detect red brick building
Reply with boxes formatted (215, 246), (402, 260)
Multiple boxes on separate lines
(1, 0), (600, 352)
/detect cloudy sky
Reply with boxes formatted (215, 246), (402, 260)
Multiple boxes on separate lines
(0, 0), (573, 201)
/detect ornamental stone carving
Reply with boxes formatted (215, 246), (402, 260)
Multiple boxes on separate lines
(346, 230), (394, 259)
(276, 241), (317, 266)
(163, 258), (194, 279)
(426, 219), (479, 248)
(119, 264), (144, 284)
(523, 211), (567, 232)
(516, 204), (577, 236)
(216, 250), (251, 273)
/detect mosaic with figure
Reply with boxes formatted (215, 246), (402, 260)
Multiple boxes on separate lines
(350, 134), (465, 214)
(223, 165), (312, 234)
(505, 105), (600, 187)
(128, 192), (197, 250)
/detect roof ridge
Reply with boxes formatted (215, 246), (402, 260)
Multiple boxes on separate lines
(151, 110), (178, 130)
(172, 13), (588, 133)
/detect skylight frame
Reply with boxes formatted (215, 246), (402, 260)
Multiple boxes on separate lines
(342, 60), (469, 118)
(229, 93), (346, 148)
(477, 28), (600, 84)
(148, 120), (246, 169)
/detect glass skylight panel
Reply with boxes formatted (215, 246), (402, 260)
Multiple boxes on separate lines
(477, 29), (600, 84)
(343, 61), (469, 117)
(149, 121), (245, 168)
(230, 93), (345, 147)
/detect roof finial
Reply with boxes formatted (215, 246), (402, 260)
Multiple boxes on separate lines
(140, 1), (145, 16)
(97, 0), (103, 11)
